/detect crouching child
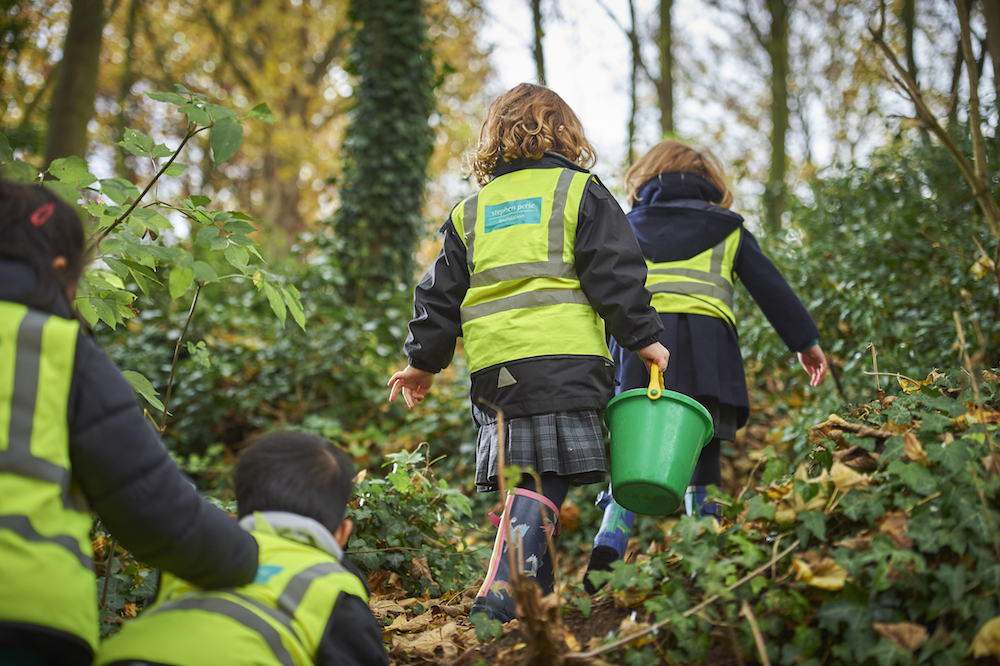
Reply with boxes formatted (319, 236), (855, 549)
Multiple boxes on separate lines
(95, 431), (389, 666)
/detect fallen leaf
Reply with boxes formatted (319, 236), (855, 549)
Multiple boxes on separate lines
(904, 432), (930, 467)
(877, 510), (913, 549)
(831, 462), (871, 492)
(792, 552), (849, 591)
(874, 621), (928, 651)
(409, 557), (437, 587)
(560, 499), (580, 532)
(971, 616), (1000, 658)
(834, 533), (873, 551)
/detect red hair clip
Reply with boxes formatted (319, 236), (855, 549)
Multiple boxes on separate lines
(30, 202), (55, 227)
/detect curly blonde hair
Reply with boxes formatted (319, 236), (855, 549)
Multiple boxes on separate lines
(624, 140), (733, 208)
(471, 83), (597, 187)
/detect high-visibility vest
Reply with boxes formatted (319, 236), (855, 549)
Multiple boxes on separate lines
(452, 167), (611, 374)
(95, 525), (370, 666)
(645, 227), (742, 328)
(0, 301), (96, 649)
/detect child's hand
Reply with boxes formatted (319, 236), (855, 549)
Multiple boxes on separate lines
(636, 342), (670, 372)
(797, 344), (827, 387)
(387, 365), (435, 409)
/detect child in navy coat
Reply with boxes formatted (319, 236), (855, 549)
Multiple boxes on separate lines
(585, 141), (826, 590)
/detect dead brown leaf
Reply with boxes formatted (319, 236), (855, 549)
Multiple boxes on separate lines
(409, 556), (437, 588)
(904, 432), (931, 467)
(792, 552), (849, 591)
(832, 445), (880, 472)
(877, 510), (913, 549)
(874, 621), (928, 651)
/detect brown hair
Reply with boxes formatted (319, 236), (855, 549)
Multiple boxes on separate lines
(471, 83), (596, 187)
(624, 140), (733, 208)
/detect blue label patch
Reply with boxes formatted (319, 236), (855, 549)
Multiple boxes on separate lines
(254, 565), (283, 584)
(484, 197), (542, 232)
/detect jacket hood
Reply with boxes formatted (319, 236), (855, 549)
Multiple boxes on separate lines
(0, 258), (75, 319)
(628, 172), (744, 264)
(491, 151), (588, 179)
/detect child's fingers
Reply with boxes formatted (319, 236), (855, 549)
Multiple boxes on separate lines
(389, 379), (403, 403)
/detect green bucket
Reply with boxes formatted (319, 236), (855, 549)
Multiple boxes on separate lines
(605, 385), (714, 515)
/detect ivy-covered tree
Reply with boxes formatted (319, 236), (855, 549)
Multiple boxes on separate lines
(334, 0), (436, 305)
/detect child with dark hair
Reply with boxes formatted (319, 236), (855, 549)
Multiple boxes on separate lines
(95, 430), (388, 666)
(0, 181), (259, 666)
(583, 140), (827, 590)
(388, 83), (669, 623)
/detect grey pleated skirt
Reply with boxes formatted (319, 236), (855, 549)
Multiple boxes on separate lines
(474, 410), (608, 493)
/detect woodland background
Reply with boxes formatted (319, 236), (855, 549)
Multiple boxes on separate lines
(2, 0), (1000, 664)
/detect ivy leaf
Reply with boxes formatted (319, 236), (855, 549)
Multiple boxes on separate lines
(387, 463), (411, 492)
(121, 370), (165, 412)
(210, 117), (243, 165)
(799, 509), (827, 542)
(470, 612), (504, 642)
(168, 267), (194, 299)
(245, 102), (277, 123)
(746, 495), (775, 522)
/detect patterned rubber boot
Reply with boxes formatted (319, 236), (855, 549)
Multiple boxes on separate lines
(583, 490), (636, 595)
(684, 485), (722, 518)
(470, 488), (561, 623)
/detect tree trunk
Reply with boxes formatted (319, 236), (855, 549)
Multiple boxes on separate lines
(115, 0), (140, 178)
(984, 0), (1000, 110)
(627, 0), (638, 164)
(763, 0), (789, 233)
(44, 0), (105, 168)
(531, 0), (546, 85)
(657, 0), (674, 135)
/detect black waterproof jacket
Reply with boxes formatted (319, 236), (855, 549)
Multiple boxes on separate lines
(0, 260), (259, 594)
(404, 153), (663, 425)
(611, 172), (821, 434)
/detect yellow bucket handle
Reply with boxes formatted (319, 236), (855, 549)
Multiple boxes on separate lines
(647, 363), (665, 400)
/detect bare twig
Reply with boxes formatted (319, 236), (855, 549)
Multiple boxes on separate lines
(158, 282), (203, 432)
(970, 468), (1000, 561)
(565, 540), (801, 660)
(740, 600), (772, 666)
(953, 312), (1000, 476)
(100, 537), (118, 609)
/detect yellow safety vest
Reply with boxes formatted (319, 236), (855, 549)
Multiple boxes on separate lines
(452, 167), (611, 374)
(95, 524), (369, 666)
(645, 227), (742, 328)
(0, 302), (96, 649)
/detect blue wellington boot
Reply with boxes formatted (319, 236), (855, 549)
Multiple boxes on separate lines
(583, 490), (636, 595)
(684, 485), (722, 518)
(470, 488), (561, 623)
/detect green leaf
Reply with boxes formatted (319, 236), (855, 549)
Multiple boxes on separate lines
(263, 283), (287, 328)
(205, 103), (236, 120)
(799, 509), (826, 542)
(100, 178), (141, 205)
(210, 117), (243, 165)
(387, 464), (410, 492)
(245, 102), (277, 123)
(3, 160), (40, 184)
(168, 267), (194, 299)
(163, 162), (188, 177)
(573, 597), (592, 618)
(173, 83), (191, 94)
(192, 261), (218, 284)
(224, 245), (250, 272)
(151, 143), (174, 158)
(195, 225), (220, 245)
(0, 132), (12, 162)
(746, 495), (776, 522)
(470, 612), (504, 642)
(47, 156), (96, 186)
(885, 460), (938, 496)
(121, 370), (165, 411)
(283, 284), (305, 330)
(147, 91), (187, 105)
(188, 195), (211, 207)
(131, 207), (172, 231)
(180, 102), (212, 126)
(223, 219), (257, 235)
(118, 128), (155, 157)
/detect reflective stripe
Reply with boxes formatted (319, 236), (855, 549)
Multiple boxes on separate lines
(151, 597), (296, 666)
(276, 561), (346, 617)
(646, 266), (734, 292)
(1, 310), (80, 510)
(463, 194), (479, 274)
(8, 310), (46, 457)
(648, 281), (734, 310)
(0, 514), (92, 569)
(546, 169), (574, 263)
(461, 289), (591, 324)
(470, 261), (577, 288)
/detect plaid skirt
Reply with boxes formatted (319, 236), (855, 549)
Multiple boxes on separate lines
(474, 410), (608, 493)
